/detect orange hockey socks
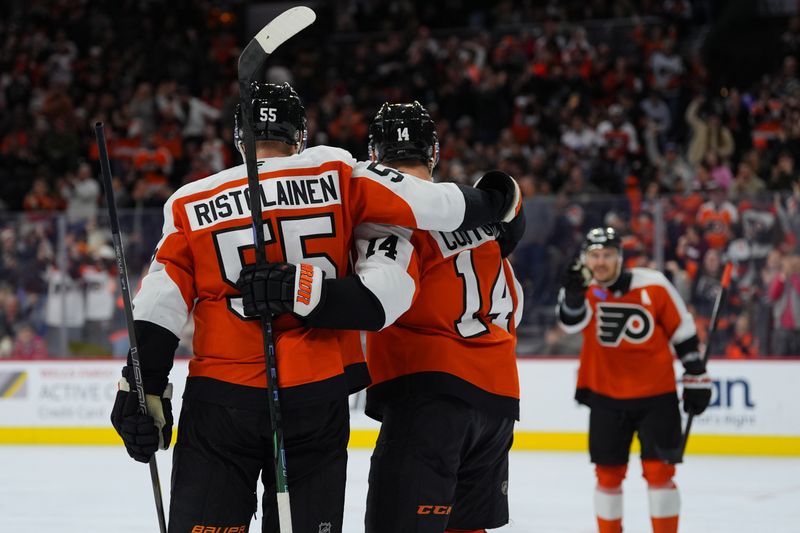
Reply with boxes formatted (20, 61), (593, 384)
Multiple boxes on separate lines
(595, 464), (627, 533)
(642, 460), (679, 533)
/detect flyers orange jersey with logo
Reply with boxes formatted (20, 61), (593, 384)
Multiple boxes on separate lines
(352, 222), (523, 417)
(559, 268), (697, 401)
(132, 145), (495, 393)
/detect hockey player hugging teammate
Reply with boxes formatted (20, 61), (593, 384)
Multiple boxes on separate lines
(109, 83), (522, 532)
(236, 101), (526, 533)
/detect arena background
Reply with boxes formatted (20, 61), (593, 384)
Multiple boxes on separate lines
(0, 0), (798, 455)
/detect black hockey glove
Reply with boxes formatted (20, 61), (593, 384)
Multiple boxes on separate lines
(110, 366), (173, 463)
(560, 257), (589, 309)
(495, 203), (526, 258)
(682, 371), (712, 415)
(474, 170), (522, 223)
(236, 262), (325, 318)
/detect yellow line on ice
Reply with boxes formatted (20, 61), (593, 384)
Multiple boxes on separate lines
(1, 428), (798, 456)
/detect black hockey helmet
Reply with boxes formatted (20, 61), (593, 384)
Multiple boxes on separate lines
(368, 101), (439, 167)
(234, 82), (307, 156)
(582, 227), (622, 254)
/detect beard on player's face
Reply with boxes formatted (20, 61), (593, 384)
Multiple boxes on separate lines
(586, 249), (620, 283)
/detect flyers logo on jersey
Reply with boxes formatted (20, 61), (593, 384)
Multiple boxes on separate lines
(596, 303), (654, 347)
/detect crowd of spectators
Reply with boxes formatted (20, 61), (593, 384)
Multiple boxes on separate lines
(0, 0), (799, 357)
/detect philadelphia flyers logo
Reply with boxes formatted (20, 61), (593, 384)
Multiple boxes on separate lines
(596, 303), (654, 347)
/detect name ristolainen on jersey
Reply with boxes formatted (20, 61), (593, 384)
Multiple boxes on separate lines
(186, 172), (341, 231)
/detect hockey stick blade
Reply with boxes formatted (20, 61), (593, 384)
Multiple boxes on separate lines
(238, 6), (316, 82)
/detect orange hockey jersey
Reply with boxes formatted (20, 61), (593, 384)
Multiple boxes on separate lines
(353, 222), (524, 420)
(132, 145), (510, 404)
(558, 268), (699, 406)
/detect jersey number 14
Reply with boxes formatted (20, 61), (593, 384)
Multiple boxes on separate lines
(454, 250), (514, 338)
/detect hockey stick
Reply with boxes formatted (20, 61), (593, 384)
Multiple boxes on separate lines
(659, 262), (733, 464)
(237, 7), (316, 533)
(94, 122), (167, 533)
(677, 261), (733, 459)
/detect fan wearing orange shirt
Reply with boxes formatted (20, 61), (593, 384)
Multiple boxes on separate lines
(557, 228), (713, 533)
(238, 102), (525, 533)
(109, 84), (522, 533)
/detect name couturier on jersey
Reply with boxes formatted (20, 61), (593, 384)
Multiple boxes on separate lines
(109, 82), (523, 532)
(235, 100), (526, 533)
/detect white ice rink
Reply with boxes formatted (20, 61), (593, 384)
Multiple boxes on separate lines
(1, 446), (798, 533)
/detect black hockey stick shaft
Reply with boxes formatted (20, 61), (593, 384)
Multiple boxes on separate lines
(236, 7), (316, 532)
(679, 261), (733, 460)
(238, 79), (292, 514)
(94, 122), (167, 533)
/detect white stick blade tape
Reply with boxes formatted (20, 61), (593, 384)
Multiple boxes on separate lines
(277, 492), (293, 532)
(255, 6), (316, 54)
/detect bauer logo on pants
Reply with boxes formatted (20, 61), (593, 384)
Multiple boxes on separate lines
(318, 523), (332, 533)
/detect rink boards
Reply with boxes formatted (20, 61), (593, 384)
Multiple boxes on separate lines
(0, 358), (798, 456)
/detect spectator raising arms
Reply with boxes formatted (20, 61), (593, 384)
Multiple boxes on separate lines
(768, 255), (800, 355)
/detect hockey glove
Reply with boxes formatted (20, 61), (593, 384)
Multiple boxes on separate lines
(495, 203), (526, 258)
(682, 372), (713, 415)
(110, 366), (173, 463)
(560, 257), (589, 309)
(474, 170), (522, 223)
(237, 262), (325, 318)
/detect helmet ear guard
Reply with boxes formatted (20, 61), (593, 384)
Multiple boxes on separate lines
(430, 139), (440, 169)
(368, 138), (378, 162)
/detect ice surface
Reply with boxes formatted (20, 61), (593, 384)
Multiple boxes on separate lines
(0, 446), (797, 532)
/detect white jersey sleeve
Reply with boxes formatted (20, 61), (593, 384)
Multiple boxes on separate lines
(353, 223), (419, 329)
(132, 195), (195, 336)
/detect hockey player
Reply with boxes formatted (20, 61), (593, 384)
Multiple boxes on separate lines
(109, 84), (522, 533)
(557, 227), (713, 533)
(237, 101), (525, 533)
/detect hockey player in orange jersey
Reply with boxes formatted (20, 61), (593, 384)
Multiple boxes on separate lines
(557, 227), (713, 533)
(237, 101), (525, 533)
(109, 83), (522, 533)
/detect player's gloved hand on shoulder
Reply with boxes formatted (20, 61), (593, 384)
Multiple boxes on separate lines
(682, 371), (712, 415)
(110, 366), (173, 463)
(495, 203), (526, 258)
(474, 170), (522, 223)
(236, 262), (325, 318)
(560, 258), (589, 309)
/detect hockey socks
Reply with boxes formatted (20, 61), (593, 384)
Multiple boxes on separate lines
(595, 486), (623, 533)
(594, 464), (626, 533)
(648, 485), (680, 533)
(643, 460), (679, 533)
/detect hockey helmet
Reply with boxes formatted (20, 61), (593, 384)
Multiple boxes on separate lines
(234, 82), (307, 157)
(582, 227), (622, 254)
(368, 101), (439, 167)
